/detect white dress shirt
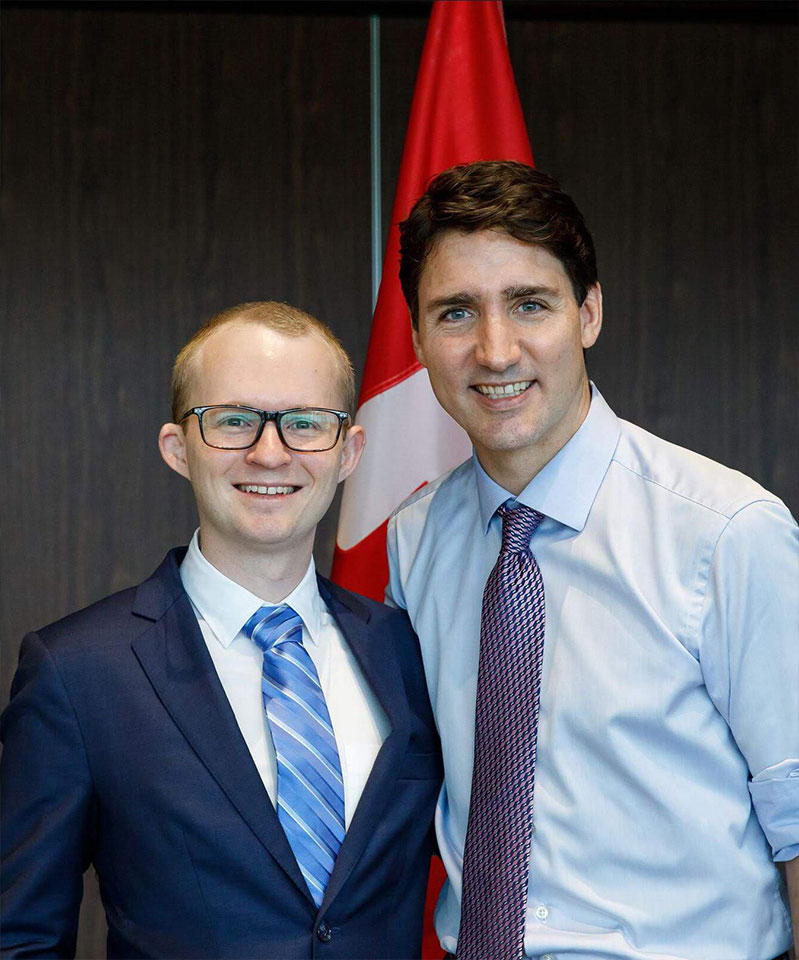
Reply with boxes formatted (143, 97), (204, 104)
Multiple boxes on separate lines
(180, 531), (389, 828)
(387, 386), (798, 960)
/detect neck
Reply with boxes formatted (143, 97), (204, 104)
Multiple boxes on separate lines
(198, 532), (313, 603)
(480, 445), (559, 497)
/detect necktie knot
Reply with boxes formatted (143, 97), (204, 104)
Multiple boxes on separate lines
(243, 603), (303, 653)
(498, 502), (544, 554)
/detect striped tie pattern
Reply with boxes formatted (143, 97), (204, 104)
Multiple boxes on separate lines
(457, 503), (546, 960)
(244, 604), (345, 907)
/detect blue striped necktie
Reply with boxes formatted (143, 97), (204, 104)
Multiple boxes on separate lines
(457, 503), (546, 960)
(243, 604), (345, 907)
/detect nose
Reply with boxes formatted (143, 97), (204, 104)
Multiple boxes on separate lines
(473, 313), (522, 372)
(244, 422), (292, 468)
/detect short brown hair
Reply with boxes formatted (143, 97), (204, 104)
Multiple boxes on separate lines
(399, 161), (598, 327)
(170, 301), (356, 423)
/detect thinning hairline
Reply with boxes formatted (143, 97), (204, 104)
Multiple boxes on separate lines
(176, 318), (352, 417)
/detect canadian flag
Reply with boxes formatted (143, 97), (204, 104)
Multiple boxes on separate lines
(333, 0), (533, 599)
(332, 2), (533, 955)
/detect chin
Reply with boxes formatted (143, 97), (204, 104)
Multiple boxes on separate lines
(231, 521), (290, 546)
(480, 422), (542, 452)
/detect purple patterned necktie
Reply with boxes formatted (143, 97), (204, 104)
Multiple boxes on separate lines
(457, 502), (546, 960)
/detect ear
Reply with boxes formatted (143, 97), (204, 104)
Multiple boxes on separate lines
(580, 283), (603, 349)
(411, 324), (427, 367)
(337, 423), (366, 483)
(158, 422), (192, 481)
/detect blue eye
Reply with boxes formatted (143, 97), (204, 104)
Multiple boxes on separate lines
(518, 300), (543, 314)
(442, 307), (471, 322)
(282, 411), (335, 434)
(206, 408), (260, 432)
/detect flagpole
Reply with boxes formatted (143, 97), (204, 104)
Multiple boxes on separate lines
(369, 14), (382, 310)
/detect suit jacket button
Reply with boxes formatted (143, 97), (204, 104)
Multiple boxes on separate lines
(316, 921), (333, 943)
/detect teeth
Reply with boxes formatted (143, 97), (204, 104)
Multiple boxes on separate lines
(475, 381), (532, 398)
(237, 484), (295, 495)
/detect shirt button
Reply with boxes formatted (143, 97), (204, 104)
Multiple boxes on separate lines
(316, 921), (333, 943)
(535, 904), (549, 921)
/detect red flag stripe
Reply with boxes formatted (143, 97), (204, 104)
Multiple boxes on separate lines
(331, 519), (390, 600)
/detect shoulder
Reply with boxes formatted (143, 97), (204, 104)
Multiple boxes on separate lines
(390, 458), (476, 532)
(23, 588), (143, 676)
(319, 576), (413, 632)
(29, 549), (187, 662)
(386, 460), (483, 609)
(4, 582), (153, 737)
(37, 585), (138, 638)
(612, 418), (789, 522)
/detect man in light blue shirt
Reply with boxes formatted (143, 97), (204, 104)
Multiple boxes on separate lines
(387, 161), (798, 959)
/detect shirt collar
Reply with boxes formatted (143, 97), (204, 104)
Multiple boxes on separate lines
(475, 384), (621, 533)
(179, 529), (325, 648)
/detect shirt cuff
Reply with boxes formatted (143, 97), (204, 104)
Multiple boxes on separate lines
(749, 759), (799, 861)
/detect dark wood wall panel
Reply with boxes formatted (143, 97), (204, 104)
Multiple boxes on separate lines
(379, 14), (427, 250)
(2, 7), (372, 698)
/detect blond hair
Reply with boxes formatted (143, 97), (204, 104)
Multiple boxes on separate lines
(171, 301), (356, 423)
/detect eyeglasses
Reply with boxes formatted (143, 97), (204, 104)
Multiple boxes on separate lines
(179, 405), (350, 452)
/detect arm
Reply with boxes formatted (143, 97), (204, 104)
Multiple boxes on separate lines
(698, 500), (799, 941)
(384, 514), (406, 609)
(0, 632), (97, 958)
(787, 858), (799, 957)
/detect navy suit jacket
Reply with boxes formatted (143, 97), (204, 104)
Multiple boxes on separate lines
(0, 549), (442, 959)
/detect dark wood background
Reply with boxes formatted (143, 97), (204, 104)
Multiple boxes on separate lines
(2, 3), (797, 956)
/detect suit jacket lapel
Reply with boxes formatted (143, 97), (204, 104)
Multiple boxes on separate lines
(316, 577), (411, 911)
(130, 550), (310, 900)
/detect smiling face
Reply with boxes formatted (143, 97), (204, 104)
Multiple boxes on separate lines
(159, 322), (364, 578)
(413, 229), (602, 494)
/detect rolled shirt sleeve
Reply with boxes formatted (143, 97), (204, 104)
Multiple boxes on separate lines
(749, 760), (799, 861)
(697, 498), (799, 861)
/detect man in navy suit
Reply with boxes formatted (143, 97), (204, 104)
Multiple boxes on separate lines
(1, 301), (441, 959)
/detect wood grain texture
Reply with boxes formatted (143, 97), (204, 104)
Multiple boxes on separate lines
(1, 6), (372, 683)
(1, 6), (796, 959)
(379, 12), (427, 251)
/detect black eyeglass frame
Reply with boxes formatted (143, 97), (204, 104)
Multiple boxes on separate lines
(179, 404), (351, 452)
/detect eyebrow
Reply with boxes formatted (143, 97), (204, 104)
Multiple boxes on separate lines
(424, 292), (479, 312)
(424, 285), (562, 313)
(502, 284), (561, 300)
